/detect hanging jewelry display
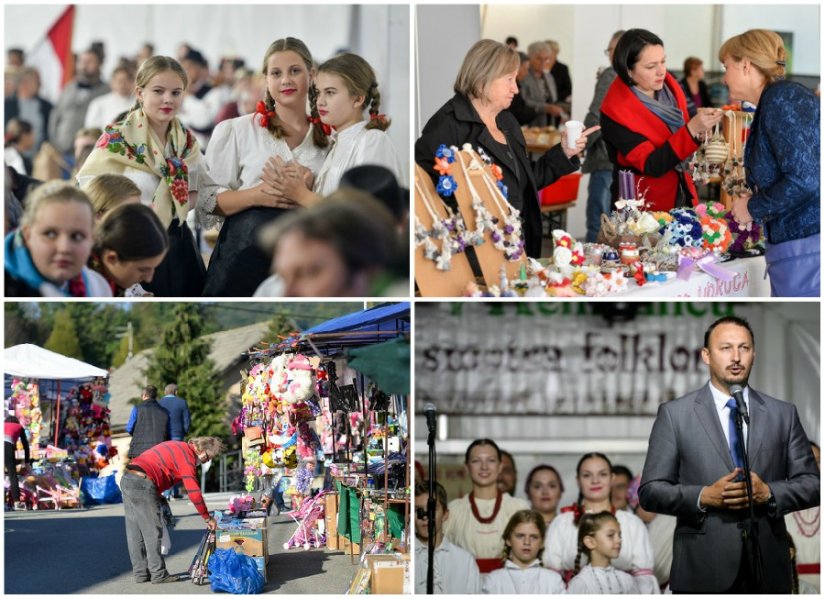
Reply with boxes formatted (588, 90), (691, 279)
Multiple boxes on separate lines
(413, 173), (468, 271)
(453, 144), (525, 261)
(720, 110), (752, 197)
(692, 123), (729, 185)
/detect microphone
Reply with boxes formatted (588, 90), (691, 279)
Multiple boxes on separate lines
(729, 384), (749, 425)
(424, 403), (437, 434)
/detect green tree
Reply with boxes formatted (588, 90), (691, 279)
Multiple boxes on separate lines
(266, 312), (295, 344)
(143, 304), (226, 439)
(111, 325), (139, 369)
(44, 309), (84, 359)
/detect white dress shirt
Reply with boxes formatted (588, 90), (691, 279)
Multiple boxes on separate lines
(414, 537), (482, 594)
(707, 381), (750, 447)
(483, 559), (566, 594)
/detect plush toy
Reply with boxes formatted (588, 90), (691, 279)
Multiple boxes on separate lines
(283, 355), (316, 405)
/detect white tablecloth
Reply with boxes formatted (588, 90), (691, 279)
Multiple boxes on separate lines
(615, 256), (769, 297)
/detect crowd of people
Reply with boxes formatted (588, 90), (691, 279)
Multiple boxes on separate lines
(416, 27), (819, 296)
(416, 316), (820, 594)
(5, 38), (408, 297)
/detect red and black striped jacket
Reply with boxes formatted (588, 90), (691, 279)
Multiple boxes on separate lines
(129, 440), (210, 520)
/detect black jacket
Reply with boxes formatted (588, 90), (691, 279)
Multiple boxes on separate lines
(415, 93), (578, 258)
(678, 78), (712, 118)
(550, 61), (572, 104)
(127, 400), (170, 459)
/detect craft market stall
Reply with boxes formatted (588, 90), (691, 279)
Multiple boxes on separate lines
(228, 304), (412, 593)
(415, 109), (770, 298)
(4, 344), (115, 509)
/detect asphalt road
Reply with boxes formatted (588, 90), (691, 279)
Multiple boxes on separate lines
(4, 492), (358, 594)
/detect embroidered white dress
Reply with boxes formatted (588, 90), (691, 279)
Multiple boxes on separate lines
(312, 120), (405, 196)
(414, 537), (482, 594)
(483, 559), (566, 594)
(196, 113), (328, 230)
(786, 507), (820, 591)
(543, 510), (660, 594)
(444, 493), (529, 560)
(567, 565), (639, 594)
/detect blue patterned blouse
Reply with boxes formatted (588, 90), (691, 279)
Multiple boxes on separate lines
(745, 80), (820, 244)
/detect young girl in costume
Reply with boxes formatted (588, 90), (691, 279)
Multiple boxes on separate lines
(567, 511), (640, 594)
(88, 203), (169, 296)
(197, 37), (330, 297)
(77, 56), (205, 297)
(483, 510), (566, 594)
(543, 452), (659, 593)
(443, 439), (529, 572)
(84, 174), (141, 223)
(269, 52), (404, 205)
(5, 181), (111, 297)
(525, 464), (565, 526)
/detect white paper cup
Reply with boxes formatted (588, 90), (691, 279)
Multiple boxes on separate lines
(565, 120), (584, 149)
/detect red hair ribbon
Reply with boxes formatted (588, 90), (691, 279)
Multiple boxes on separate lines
(370, 112), (388, 123)
(308, 115), (332, 136)
(255, 101), (276, 128)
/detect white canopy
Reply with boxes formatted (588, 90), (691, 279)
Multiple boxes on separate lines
(4, 344), (108, 380)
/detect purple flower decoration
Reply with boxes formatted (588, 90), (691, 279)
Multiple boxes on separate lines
(435, 144), (456, 163)
(436, 174), (458, 197)
(503, 224), (514, 234)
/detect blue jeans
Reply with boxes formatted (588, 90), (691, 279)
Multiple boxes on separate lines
(586, 170), (613, 242)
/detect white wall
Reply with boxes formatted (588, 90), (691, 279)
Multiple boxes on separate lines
(5, 4), (411, 181)
(414, 4), (820, 239)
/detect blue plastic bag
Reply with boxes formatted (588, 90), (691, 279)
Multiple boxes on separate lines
(81, 474), (122, 505)
(208, 548), (264, 594)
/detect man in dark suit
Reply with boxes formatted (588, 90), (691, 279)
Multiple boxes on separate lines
(639, 316), (820, 593)
(159, 383), (191, 500)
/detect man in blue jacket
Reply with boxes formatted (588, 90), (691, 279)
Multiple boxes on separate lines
(158, 384), (191, 499)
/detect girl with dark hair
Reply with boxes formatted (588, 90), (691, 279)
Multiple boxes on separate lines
(483, 509), (566, 593)
(600, 29), (723, 211)
(543, 452), (658, 592)
(77, 56), (205, 297)
(568, 511), (639, 593)
(88, 203), (169, 296)
(197, 38), (330, 297)
(525, 464), (565, 525)
(443, 438), (529, 572)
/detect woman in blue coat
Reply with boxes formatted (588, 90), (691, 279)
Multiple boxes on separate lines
(721, 29), (820, 297)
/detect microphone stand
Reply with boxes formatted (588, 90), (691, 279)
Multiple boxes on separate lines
(735, 409), (764, 592)
(426, 419), (436, 595)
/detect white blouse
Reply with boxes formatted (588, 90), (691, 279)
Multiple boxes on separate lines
(414, 537), (482, 594)
(483, 559), (566, 594)
(543, 509), (660, 594)
(567, 565), (639, 594)
(443, 493), (529, 560)
(312, 120), (405, 196)
(196, 113), (328, 230)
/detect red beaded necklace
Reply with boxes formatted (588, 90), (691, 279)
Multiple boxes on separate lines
(469, 490), (503, 524)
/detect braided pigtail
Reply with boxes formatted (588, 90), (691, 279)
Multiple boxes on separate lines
(263, 90), (287, 139)
(307, 83), (330, 148)
(573, 544), (585, 576)
(365, 82), (390, 131)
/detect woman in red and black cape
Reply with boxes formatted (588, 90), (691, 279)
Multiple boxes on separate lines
(600, 29), (723, 211)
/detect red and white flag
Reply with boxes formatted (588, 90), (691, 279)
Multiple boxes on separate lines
(28, 5), (75, 104)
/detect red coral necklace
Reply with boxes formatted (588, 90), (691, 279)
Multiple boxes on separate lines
(469, 490), (503, 524)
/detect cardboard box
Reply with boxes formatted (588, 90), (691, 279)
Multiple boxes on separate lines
(216, 522), (268, 560)
(325, 493), (339, 550)
(367, 554), (410, 595)
(339, 535), (360, 554)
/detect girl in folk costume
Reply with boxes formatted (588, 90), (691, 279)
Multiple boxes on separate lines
(568, 511), (639, 594)
(197, 37), (330, 297)
(4, 181), (111, 297)
(543, 452), (659, 593)
(88, 203), (169, 297)
(268, 52), (405, 205)
(77, 56), (205, 297)
(443, 439), (529, 573)
(483, 510), (566, 594)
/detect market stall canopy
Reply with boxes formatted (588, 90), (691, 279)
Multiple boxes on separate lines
(347, 337), (410, 395)
(4, 344), (108, 380)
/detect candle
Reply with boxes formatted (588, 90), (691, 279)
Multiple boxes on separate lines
(627, 172), (635, 199)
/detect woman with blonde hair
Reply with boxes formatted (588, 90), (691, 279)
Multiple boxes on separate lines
(84, 174), (141, 222)
(198, 37), (330, 297)
(77, 56), (205, 296)
(415, 39), (594, 258)
(721, 29), (819, 297)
